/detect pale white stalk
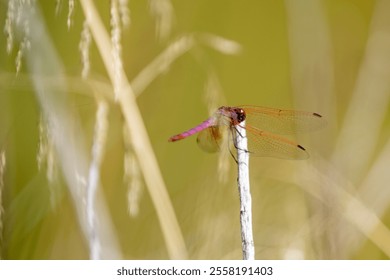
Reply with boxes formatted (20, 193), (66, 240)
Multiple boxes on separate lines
(235, 121), (255, 260)
(18, 3), (121, 259)
(87, 99), (109, 259)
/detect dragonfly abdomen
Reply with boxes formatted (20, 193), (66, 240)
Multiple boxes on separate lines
(168, 118), (213, 142)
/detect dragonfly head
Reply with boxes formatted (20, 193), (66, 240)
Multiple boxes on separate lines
(235, 108), (246, 123)
(219, 106), (246, 125)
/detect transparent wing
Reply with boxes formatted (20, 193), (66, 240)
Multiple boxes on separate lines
(243, 124), (309, 159)
(239, 105), (326, 135)
(196, 125), (230, 153)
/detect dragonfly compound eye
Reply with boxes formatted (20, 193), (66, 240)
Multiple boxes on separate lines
(236, 108), (246, 123)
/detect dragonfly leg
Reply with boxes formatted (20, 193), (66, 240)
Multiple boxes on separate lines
(229, 145), (238, 163)
(230, 126), (252, 161)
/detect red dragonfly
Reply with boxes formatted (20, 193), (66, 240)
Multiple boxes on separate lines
(168, 106), (325, 159)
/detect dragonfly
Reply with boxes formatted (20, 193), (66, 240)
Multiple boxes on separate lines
(168, 106), (325, 159)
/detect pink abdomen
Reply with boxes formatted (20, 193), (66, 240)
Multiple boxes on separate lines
(168, 118), (213, 142)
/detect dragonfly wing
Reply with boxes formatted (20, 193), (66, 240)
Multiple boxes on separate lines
(196, 126), (229, 153)
(240, 105), (326, 135)
(243, 125), (309, 159)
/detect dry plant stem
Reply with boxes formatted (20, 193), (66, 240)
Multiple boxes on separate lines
(86, 100), (109, 259)
(131, 35), (194, 96)
(86, 157), (100, 259)
(79, 0), (187, 259)
(19, 3), (121, 258)
(0, 73), (114, 102)
(331, 0), (390, 183)
(236, 121), (255, 260)
(269, 160), (390, 258)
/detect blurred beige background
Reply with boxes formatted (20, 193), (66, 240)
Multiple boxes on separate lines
(1, 0), (390, 259)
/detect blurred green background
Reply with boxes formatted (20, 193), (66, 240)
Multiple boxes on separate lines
(1, 0), (390, 259)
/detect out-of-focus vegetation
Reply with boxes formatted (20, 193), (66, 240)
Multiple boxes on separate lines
(0, 0), (390, 259)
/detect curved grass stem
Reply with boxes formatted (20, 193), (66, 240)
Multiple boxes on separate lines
(79, 0), (188, 259)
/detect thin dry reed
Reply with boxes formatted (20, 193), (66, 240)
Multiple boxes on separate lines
(79, 0), (188, 259)
(285, 0), (390, 259)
